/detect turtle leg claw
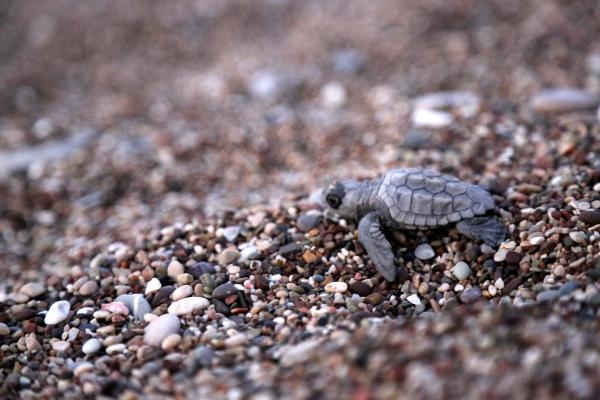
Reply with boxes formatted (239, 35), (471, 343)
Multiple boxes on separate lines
(456, 217), (506, 247)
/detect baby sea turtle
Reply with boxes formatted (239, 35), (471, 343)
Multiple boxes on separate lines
(323, 168), (506, 281)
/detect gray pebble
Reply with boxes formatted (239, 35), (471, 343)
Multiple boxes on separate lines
(331, 49), (364, 74)
(212, 282), (238, 300)
(144, 313), (180, 346)
(217, 248), (240, 265)
(194, 346), (214, 368)
(222, 226), (241, 242)
(415, 243), (435, 260)
(537, 289), (561, 302)
(452, 262), (472, 280)
(296, 213), (322, 232)
(460, 287), (482, 304)
(530, 88), (600, 113)
(115, 294), (152, 320)
(78, 280), (99, 296)
(279, 243), (303, 257)
(19, 283), (45, 299)
(240, 245), (259, 262)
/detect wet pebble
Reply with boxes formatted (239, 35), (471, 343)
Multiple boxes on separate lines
(452, 262), (471, 280)
(44, 300), (71, 325)
(218, 248), (240, 265)
(144, 313), (180, 346)
(415, 243), (435, 260)
(168, 297), (210, 315)
(460, 287), (482, 304)
(19, 282), (45, 299)
(530, 88), (600, 113)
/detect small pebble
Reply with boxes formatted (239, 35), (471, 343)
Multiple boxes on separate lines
(218, 248), (240, 265)
(78, 280), (99, 296)
(106, 343), (126, 355)
(324, 282), (348, 293)
(168, 297), (210, 315)
(505, 251), (522, 265)
(296, 213), (322, 232)
(82, 338), (102, 355)
(161, 333), (182, 351)
(52, 341), (71, 353)
(144, 313), (181, 346)
(407, 294), (421, 305)
(580, 210), (600, 225)
(530, 88), (600, 113)
(494, 248), (508, 262)
(167, 260), (185, 280)
(171, 285), (193, 301)
(145, 278), (162, 295)
(73, 362), (94, 378)
(115, 294), (151, 320)
(415, 243), (435, 260)
(537, 290), (561, 302)
(460, 287), (482, 304)
(348, 281), (372, 296)
(452, 262), (472, 280)
(529, 236), (545, 246)
(411, 108), (454, 128)
(569, 231), (587, 244)
(212, 282), (238, 300)
(19, 282), (45, 299)
(44, 300), (71, 325)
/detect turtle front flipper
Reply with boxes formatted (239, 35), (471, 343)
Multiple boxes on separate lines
(456, 217), (506, 247)
(358, 212), (397, 281)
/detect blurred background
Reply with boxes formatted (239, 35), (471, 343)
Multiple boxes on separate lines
(1, 0), (599, 280)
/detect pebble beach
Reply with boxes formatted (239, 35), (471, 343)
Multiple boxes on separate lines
(2, 1), (600, 399)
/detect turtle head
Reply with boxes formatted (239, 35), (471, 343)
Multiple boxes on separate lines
(323, 179), (362, 220)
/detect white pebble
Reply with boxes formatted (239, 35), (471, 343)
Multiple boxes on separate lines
(324, 282), (348, 293)
(488, 284), (497, 296)
(145, 278), (161, 295)
(407, 294), (421, 305)
(82, 338), (102, 355)
(529, 236), (545, 245)
(569, 231), (587, 244)
(167, 296), (210, 316)
(161, 333), (182, 351)
(494, 278), (505, 290)
(411, 108), (454, 128)
(52, 341), (70, 352)
(320, 81), (347, 109)
(494, 248), (508, 262)
(144, 313), (181, 346)
(106, 343), (126, 355)
(167, 260), (184, 280)
(171, 285), (193, 301)
(415, 243), (435, 260)
(44, 300), (71, 325)
(452, 262), (472, 280)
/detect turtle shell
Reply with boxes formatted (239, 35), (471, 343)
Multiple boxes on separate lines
(376, 168), (495, 227)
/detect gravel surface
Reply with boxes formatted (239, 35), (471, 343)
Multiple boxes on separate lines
(2, 1), (600, 399)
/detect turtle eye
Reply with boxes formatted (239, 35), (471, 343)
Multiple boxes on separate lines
(326, 193), (342, 209)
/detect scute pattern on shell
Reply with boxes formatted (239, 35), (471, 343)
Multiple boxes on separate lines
(378, 168), (494, 227)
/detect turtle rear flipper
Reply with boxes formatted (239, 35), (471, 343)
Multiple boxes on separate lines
(456, 217), (506, 247)
(358, 212), (397, 281)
